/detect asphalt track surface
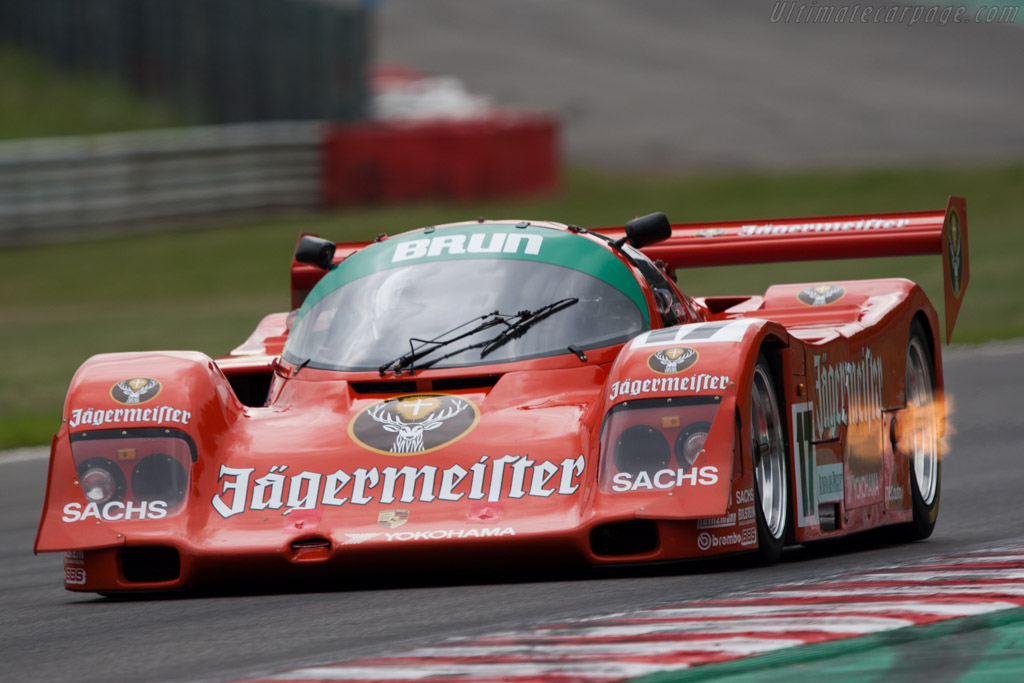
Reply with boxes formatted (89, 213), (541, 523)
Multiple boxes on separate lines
(375, 0), (1024, 170)
(1, 342), (1022, 683)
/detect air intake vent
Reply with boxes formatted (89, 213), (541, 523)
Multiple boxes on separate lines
(590, 520), (659, 557)
(350, 375), (500, 395)
(432, 375), (500, 391)
(349, 381), (418, 394)
(121, 546), (180, 583)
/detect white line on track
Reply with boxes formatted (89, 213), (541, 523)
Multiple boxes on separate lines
(267, 661), (693, 681)
(533, 615), (915, 637)
(0, 446), (48, 464)
(404, 637), (805, 658)
(638, 601), (1016, 617)
(735, 585), (1024, 598)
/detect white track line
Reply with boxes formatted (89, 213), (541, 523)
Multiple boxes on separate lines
(0, 446), (48, 464)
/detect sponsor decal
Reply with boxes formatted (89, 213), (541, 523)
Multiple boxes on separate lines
(738, 217), (910, 237)
(797, 284), (846, 307)
(378, 509), (410, 529)
(349, 394), (479, 456)
(631, 320), (759, 349)
(852, 473), (881, 500)
(211, 455), (586, 519)
(695, 229), (726, 238)
(948, 209), (963, 297)
(888, 483), (905, 506)
(392, 232), (543, 263)
(68, 406), (192, 429)
(608, 373), (730, 402)
(63, 551), (85, 564)
(697, 513), (736, 530)
(735, 487), (755, 505)
(817, 463), (844, 504)
(646, 346), (698, 375)
(610, 466), (719, 492)
(342, 527), (517, 545)
(737, 504), (756, 524)
(697, 527), (757, 551)
(110, 378), (161, 405)
(61, 500), (168, 523)
(813, 348), (883, 441)
(64, 566), (87, 585)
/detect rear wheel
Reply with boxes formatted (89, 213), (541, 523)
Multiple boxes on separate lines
(896, 321), (941, 540)
(750, 356), (790, 563)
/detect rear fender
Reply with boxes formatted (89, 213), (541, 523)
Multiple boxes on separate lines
(35, 351), (243, 553)
(598, 319), (789, 520)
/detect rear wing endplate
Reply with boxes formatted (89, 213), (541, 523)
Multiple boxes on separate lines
(593, 197), (969, 344)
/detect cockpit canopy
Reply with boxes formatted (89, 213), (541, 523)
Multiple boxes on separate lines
(283, 223), (659, 372)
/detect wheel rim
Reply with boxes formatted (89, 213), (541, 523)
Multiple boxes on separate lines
(906, 338), (939, 505)
(751, 365), (787, 539)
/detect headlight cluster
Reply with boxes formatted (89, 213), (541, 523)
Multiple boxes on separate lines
(66, 429), (196, 521)
(600, 397), (720, 493)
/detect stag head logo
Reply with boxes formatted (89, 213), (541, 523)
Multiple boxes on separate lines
(110, 377), (161, 405)
(797, 284), (846, 307)
(647, 346), (698, 375)
(349, 394), (480, 456)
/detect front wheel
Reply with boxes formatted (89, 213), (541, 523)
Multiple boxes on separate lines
(750, 355), (790, 564)
(895, 321), (941, 541)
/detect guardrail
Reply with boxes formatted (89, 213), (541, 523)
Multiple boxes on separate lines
(0, 122), (323, 245)
(0, 0), (369, 124)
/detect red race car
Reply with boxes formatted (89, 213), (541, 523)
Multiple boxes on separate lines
(36, 198), (968, 593)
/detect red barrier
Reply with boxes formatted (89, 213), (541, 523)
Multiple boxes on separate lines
(322, 114), (558, 206)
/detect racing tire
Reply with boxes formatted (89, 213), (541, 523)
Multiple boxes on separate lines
(749, 354), (791, 564)
(894, 320), (941, 541)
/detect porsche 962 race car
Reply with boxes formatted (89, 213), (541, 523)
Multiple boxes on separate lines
(36, 198), (969, 592)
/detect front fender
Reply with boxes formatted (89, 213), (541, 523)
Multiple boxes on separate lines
(35, 351), (243, 553)
(595, 318), (790, 521)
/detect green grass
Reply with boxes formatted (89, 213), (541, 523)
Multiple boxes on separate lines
(1, 163), (1022, 449)
(0, 45), (181, 139)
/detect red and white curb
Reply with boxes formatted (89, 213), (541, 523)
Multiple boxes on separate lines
(243, 546), (1024, 682)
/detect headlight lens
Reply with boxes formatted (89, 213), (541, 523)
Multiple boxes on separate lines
(131, 453), (189, 507)
(599, 398), (719, 493)
(614, 425), (671, 475)
(78, 459), (126, 504)
(675, 421), (711, 470)
(70, 429), (196, 518)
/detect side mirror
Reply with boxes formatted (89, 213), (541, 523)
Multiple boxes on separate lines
(622, 212), (672, 249)
(294, 235), (336, 270)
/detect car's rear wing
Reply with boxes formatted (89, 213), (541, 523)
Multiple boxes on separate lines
(592, 196), (969, 344)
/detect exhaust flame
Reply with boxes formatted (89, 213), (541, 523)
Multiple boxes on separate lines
(897, 391), (955, 461)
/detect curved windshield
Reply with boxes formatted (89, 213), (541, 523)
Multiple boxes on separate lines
(283, 259), (647, 372)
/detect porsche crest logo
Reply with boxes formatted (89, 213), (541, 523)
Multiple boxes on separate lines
(110, 377), (161, 405)
(647, 347), (698, 375)
(378, 509), (410, 529)
(349, 393), (480, 456)
(797, 284), (846, 307)
(947, 210), (963, 297)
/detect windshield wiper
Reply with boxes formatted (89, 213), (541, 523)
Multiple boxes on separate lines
(479, 298), (579, 359)
(377, 298), (580, 376)
(378, 311), (508, 376)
